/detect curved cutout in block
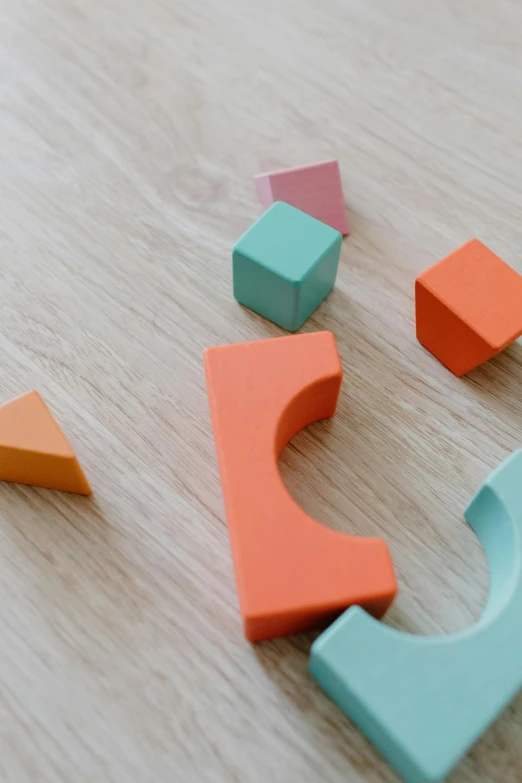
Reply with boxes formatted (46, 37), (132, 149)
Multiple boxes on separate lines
(310, 450), (522, 782)
(204, 331), (397, 641)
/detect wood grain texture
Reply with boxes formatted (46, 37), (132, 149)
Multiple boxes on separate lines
(0, 0), (522, 781)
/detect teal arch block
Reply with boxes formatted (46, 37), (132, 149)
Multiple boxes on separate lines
(233, 201), (342, 332)
(309, 449), (522, 783)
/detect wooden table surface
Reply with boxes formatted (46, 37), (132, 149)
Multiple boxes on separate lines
(1, 1), (522, 781)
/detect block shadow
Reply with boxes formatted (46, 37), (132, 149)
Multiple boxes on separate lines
(251, 634), (400, 783)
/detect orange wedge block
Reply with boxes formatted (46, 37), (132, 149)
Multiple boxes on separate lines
(0, 390), (91, 494)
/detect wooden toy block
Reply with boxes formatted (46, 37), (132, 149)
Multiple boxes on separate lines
(204, 331), (397, 642)
(0, 390), (91, 494)
(254, 160), (349, 235)
(233, 201), (342, 332)
(310, 449), (522, 783)
(416, 239), (522, 376)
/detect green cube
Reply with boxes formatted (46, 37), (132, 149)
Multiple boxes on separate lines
(233, 201), (342, 331)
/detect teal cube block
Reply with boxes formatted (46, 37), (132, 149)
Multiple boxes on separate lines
(233, 201), (342, 331)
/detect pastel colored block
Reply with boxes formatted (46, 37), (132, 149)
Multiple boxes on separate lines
(310, 449), (522, 783)
(233, 202), (342, 332)
(254, 159), (349, 235)
(0, 390), (91, 494)
(204, 331), (397, 641)
(416, 239), (522, 376)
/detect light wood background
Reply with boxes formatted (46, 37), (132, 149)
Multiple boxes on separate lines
(1, 0), (521, 781)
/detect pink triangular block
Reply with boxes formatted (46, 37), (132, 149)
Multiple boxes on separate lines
(254, 159), (349, 235)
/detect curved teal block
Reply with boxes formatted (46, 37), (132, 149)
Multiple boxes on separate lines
(310, 450), (522, 783)
(233, 201), (342, 332)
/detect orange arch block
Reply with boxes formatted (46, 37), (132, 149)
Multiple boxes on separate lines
(0, 391), (91, 494)
(204, 331), (397, 641)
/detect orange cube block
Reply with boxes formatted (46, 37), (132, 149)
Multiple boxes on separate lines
(416, 239), (522, 376)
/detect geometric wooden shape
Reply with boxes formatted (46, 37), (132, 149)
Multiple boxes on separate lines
(310, 449), (522, 783)
(204, 331), (397, 641)
(416, 239), (522, 376)
(0, 390), (91, 494)
(233, 202), (342, 332)
(254, 159), (349, 235)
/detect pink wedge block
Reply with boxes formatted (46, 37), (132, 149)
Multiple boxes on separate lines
(254, 159), (349, 235)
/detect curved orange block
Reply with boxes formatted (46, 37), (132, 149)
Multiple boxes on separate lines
(0, 390), (91, 495)
(204, 331), (397, 641)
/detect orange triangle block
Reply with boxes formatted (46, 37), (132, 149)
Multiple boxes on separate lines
(0, 391), (91, 494)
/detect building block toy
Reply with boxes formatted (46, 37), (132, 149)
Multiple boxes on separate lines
(416, 239), (522, 376)
(310, 449), (522, 783)
(0, 390), (91, 494)
(233, 202), (342, 332)
(204, 331), (397, 641)
(254, 160), (349, 235)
